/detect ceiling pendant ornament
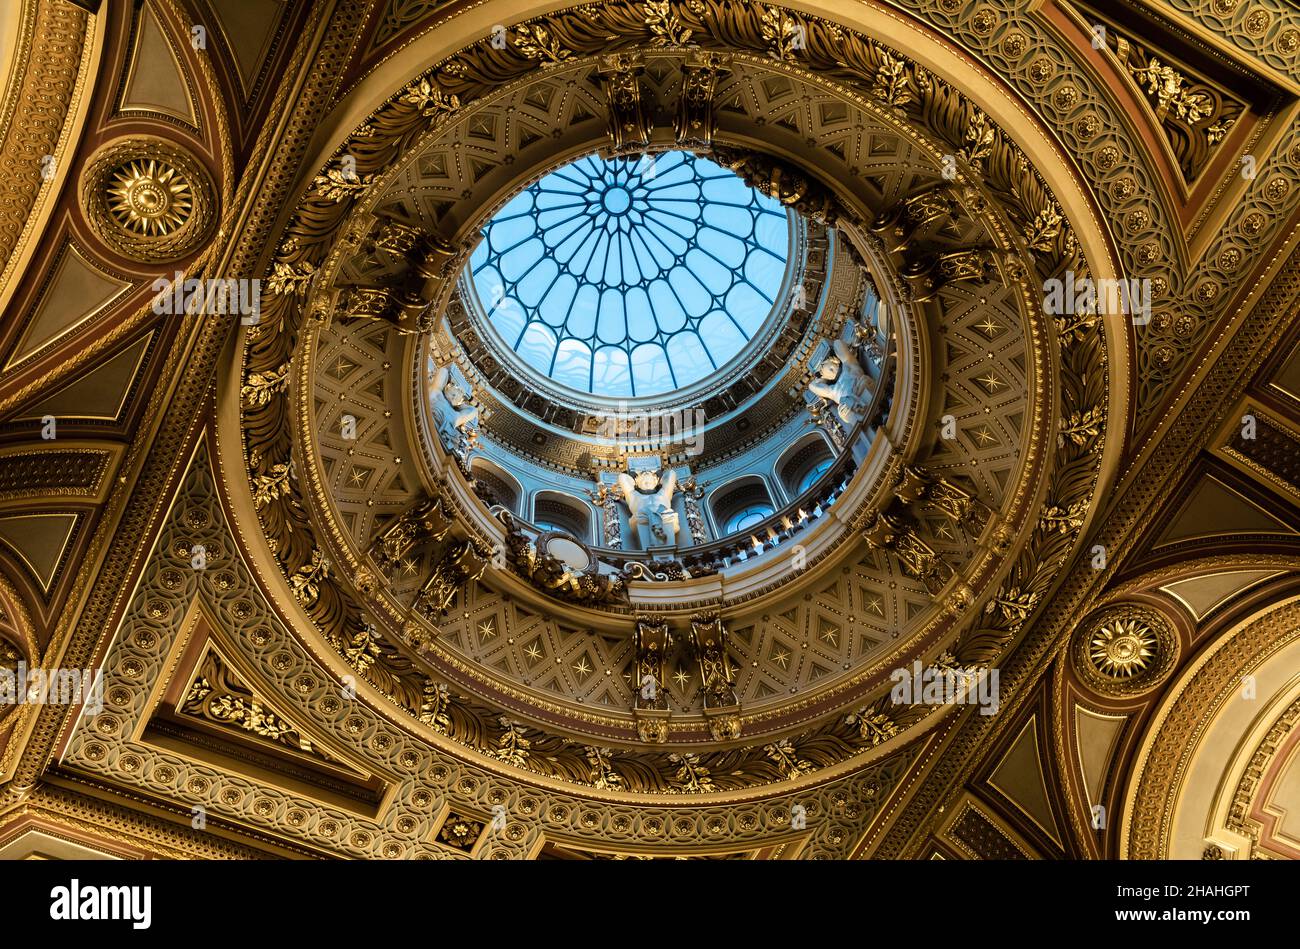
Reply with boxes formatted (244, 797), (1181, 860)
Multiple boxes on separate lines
(1072, 605), (1178, 697)
(80, 136), (215, 261)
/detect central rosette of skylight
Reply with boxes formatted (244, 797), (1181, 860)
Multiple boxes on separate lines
(467, 150), (792, 399)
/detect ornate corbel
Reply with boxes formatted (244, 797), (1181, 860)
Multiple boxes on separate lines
(634, 615), (671, 712)
(340, 221), (462, 334)
(869, 186), (961, 254)
(708, 146), (840, 226)
(894, 465), (992, 531)
(411, 233), (462, 298)
(336, 284), (432, 335)
(689, 611), (741, 741)
(598, 52), (652, 153)
(370, 217), (424, 257)
(900, 248), (1003, 302)
(368, 496), (455, 572)
(633, 615), (672, 743)
(675, 50), (730, 148)
(862, 511), (954, 595)
(414, 539), (491, 617)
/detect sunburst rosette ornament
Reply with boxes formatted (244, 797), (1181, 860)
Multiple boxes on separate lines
(1073, 605), (1177, 696)
(106, 158), (193, 236)
(1089, 618), (1156, 677)
(80, 137), (215, 261)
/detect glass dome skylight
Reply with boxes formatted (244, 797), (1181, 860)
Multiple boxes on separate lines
(467, 150), (791, 399)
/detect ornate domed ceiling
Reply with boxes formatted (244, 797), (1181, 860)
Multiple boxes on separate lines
(0, 0), (1299, 872)
(468, 149), (793, 400)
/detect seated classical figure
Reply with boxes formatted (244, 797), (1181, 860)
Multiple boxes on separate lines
(808, 338), (873, 428)
(430, 363), (479, 437)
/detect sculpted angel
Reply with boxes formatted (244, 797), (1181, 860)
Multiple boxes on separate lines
(617, 469), (680, 549)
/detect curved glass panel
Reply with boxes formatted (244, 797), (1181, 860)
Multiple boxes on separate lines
(798, 457), (834, 493)
(469, 151), (790, 398)
(725, 504), (774, 535)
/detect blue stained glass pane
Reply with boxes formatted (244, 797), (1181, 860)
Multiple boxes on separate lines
(470, 151), (790, 397)
(665, 331), (711, 380)
(726, 283), (773, 335)
(517, 320), (557, 366)
(592, 345), (632, 397)
(551, 339), (592, 390)
(725, 504), (774, 535)
(631, 343), (672, 394)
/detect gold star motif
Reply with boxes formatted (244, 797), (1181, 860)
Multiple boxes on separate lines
(974, 426), (996, 446)
(772, 648), (790, 669)
(976, 371), (1005, 392)
(935, 520), (954, 539)
(348, 467), (367, 487)
(865, 595), (884, 616)
(524, 643), (543, 661)
(399, 557), (418, 576)
(478, 620), (496, 640)
(820, 627), (838, 646)
(573, 657), (592, 676)
(975, 316), (1002, 337)
(334, 356), (355, 378)
(673, 668), (690, 688)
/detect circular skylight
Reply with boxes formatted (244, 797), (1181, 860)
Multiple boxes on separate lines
(468, 150), (791, 399)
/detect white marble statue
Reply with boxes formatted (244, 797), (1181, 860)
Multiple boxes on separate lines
(617, 468), (680, 549)
(808, 338), (873, 428)
(431, 363), (479, 438)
